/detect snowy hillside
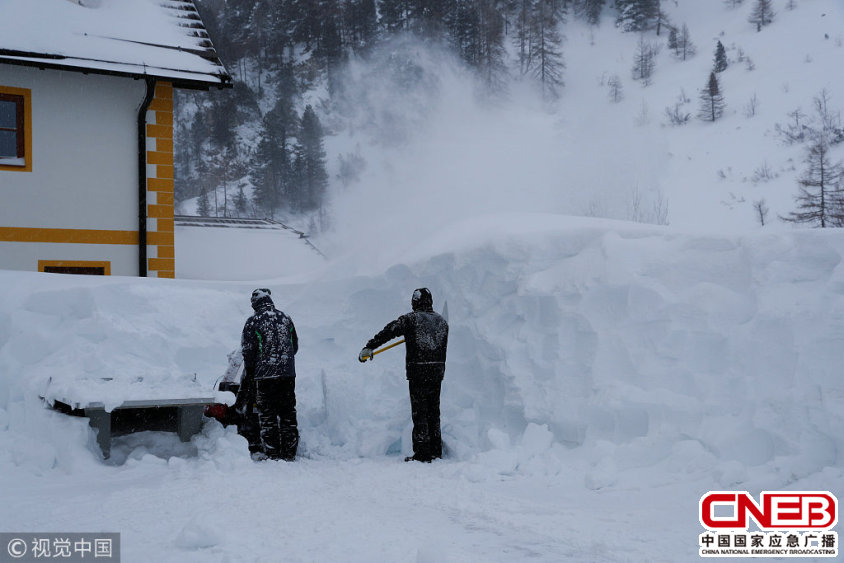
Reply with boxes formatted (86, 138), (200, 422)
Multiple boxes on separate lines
(320, 0), (844, 263)
(1, 213), (843, 561)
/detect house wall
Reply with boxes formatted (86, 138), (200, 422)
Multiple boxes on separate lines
(0, 65), (177, 277)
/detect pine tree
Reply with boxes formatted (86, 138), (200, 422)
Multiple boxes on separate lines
(667, 27), (678, 52)
(448, 0), (505, 91)
(173, 95), (201, 204)
(654, 3), (671, 36)
(514, 0), (533, 77)
(781, 136), (844, 227)
(292, 106), (329, 212)
(698, 72), (726, 122)
(320, 13), (345, 97)
(196, 186), (211, 217)
(615, 0), (660, 32)
(748, 0), (775, 31)
(632, 35), (656, 86)
(234, 185), (249, 217)
(380, 0), (413, 33)
(515, 0), (565, 100)
(209, 91), (239, 151)
(250, 86), (298, 218)
(413, 0), (453, 39)
(475, 0), (508, 93)
(207, 139), (245, 218)
(713, 40), (728, 72)
(578, 0), (605, 25)
(343, 0), (379, 51)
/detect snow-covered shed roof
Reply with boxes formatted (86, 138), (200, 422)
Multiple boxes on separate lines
(0, 0), (231, 89)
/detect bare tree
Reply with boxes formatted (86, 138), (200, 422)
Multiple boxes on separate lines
(752, 160), (775, 183)
(748, 0), (775, 32)
(627, 186), (669, 225)
(753, 199), (769, 226)
(665, 103), (691, 126)
(744, 93), (759, 118)
(635, 100), (650, 126)
(813, 89), (843, 145)
(670, 23), (696, 60)
(632, 35), (658, 85)
(607, 74), (624, 103)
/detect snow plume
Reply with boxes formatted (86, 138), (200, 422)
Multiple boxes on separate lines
(321, 34), (672, 271)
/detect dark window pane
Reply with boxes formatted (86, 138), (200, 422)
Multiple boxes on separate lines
(0, 100), (15, 129)
(0, 130), (17, 157)
(43, 266), (106, 275)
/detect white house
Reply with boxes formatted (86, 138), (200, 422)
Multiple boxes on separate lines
(0, 0), (230, 277)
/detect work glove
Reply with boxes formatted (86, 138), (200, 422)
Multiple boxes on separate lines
(358, 348), (373, 363)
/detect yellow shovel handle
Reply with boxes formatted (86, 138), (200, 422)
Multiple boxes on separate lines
(370, 339), (405, 358)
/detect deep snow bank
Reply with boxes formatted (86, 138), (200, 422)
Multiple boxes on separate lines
(0, 214), (842, 491)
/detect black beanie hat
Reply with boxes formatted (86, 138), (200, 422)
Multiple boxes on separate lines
(411, 288), (433, 311)
(251, 288), (273, 310)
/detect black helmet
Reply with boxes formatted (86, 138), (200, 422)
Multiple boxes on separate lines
(251, 288), (273, 310)
(411, 288), (433, 311)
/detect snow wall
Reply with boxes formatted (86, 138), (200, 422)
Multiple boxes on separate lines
(0, 214), (842, 489)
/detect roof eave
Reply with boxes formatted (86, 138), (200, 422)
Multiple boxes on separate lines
(0, 56), (232, 90)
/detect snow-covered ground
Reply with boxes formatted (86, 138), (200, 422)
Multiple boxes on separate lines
(1, 213), (843, 561)
(2, 2), (844, 561)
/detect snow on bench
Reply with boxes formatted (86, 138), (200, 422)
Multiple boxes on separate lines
(46, 375), (234, 459)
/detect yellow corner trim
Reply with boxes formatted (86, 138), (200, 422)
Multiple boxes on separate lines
(148, 257), (175, 271)
(38, 260), (111, 275)
(147, 178), (174, 192)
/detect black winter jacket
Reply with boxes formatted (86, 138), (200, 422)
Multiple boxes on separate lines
(242, 298), (298, 380)
(366, 306), (448, 373)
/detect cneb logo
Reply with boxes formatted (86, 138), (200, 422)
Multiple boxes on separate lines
(700, 491), (838, 531)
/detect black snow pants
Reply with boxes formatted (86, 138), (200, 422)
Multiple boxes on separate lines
(407, 364), (445, 461)
(233, 375), (261, 453)
(255, 377), (299, 460)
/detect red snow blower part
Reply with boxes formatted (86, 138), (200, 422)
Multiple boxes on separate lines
(204, 403), (228, 421)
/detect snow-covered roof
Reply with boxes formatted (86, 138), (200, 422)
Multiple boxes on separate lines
(0, 0), (231, 89)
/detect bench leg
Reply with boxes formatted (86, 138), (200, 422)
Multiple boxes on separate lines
(85, 409), (112, 459)
(177, 405), (205, 442)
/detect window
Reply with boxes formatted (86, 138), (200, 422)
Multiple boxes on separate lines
(38, 260), (111, 275)
(0, 86), (32, 172)
(0, 95), (23, 159)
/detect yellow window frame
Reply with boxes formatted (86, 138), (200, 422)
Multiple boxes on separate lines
(0, 85), (32, 172)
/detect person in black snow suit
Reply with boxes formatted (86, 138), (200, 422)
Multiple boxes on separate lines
(359, 288), (449, 463)
(241, 288), (299, 461)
